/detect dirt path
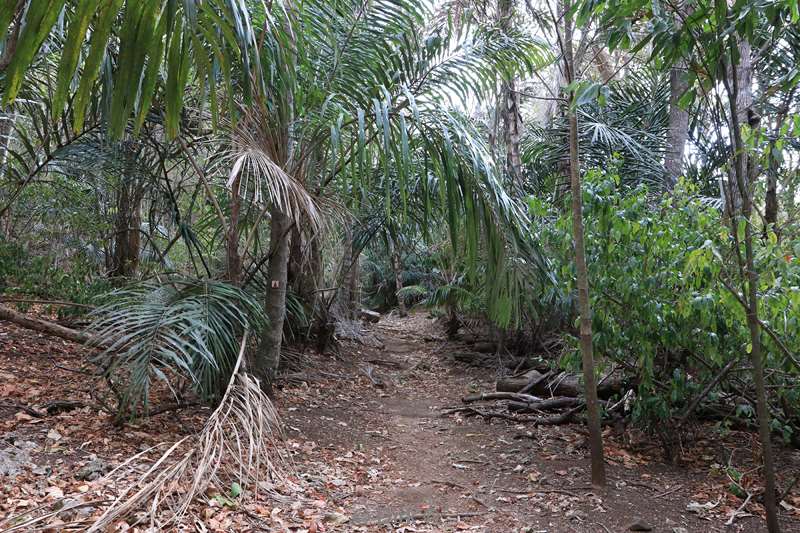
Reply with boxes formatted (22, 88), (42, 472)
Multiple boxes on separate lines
(2, 313), (799, 531)
(280, 313), (800, 532)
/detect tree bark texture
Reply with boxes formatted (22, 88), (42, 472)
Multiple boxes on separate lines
(664, 65), (690, 189)
(498, 0), (523, 186)
(253, 208), (291, 393)
(110, 178), (142, 279)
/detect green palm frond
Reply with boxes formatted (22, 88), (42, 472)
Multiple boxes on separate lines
(396, 284), (430, 298)
(2, 0), (260, 139)
(89, 278), (267, 418)
(523, 68), (670, 189)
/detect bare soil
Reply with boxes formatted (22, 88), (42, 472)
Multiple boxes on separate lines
(279, 313), (800, 532)
(2, 311), (800, 532)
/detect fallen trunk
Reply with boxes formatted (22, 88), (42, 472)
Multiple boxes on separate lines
(452, 351), (545, 371)
(359, 309), (381, 323)
(496, 369), (622, 399)
(0, 305), (93, 345)
(507, 397), (584, 412)
(462, 391), (543, 404)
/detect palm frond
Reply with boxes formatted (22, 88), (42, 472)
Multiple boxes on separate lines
(89, 278), (267, 417)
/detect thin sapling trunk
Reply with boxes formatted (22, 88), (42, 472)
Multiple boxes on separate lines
(563, 0), (606, 488)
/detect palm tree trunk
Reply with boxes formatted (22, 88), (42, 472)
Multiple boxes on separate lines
(335, 230), (361, 320)
(387, 232), (406, 316)
(253, 208), (291, 394)
(226, 175), (242, 284)
(498, 0), (523, 186)
(110, 179), (142, 279)
(664, 65), (689, 189)
(563, 0), (606, 488)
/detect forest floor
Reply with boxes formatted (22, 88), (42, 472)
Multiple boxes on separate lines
(1, 311), (800, 532)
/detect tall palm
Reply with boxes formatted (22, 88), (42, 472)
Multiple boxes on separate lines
(229, 0), (552, 386)
(1, 0), (552, 387)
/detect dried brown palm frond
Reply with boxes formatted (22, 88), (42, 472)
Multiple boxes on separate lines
(80, 331), (292, 531)
(207, 109), (323, 234)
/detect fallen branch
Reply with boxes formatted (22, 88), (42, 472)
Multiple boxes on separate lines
(725, 491), (753, 526)
(498, 486), (589, 497)
(507, 397), (584, 413)
(518, 370), (552, 395)
(428, 479), (470, 490)
(462, 392), (542, 404)
(43, 400), (87, 415)
(0, 401), (44, 418)
(361, 364), (385, 388)
(443, 404), (584, 425)
(0, 305), (94, 345)
(654, 484), (683, 498)
(0, 297), (95, 309)
(677, 358), (738, 427)
(356, 510), (489, 526)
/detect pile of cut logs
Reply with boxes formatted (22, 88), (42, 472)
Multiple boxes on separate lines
(446, 346), (626, 425)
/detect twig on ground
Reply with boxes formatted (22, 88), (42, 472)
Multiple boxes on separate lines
(0, 401), (44, 418)
(595, 523), (612, 533)
(725, 491), (753, 525)
(654, 484), (683, 498)
(471, 493), (490, 508)
(428, 479), (469, 490)
(498, 486), (588, 497)
(780, 476), (799, 503)
(356, 510), (489, 526)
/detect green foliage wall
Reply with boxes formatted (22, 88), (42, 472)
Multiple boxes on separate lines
(534, 168), (800, 438)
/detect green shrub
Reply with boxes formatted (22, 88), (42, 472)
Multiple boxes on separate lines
(534, 168), (800, 437)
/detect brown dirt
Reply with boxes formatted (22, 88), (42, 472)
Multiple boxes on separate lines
(2, 312), (800, 532)
(279, 312), (800, 532)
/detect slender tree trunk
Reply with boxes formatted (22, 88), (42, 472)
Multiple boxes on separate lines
(498, 0), (523, 186)
(110, 179), (142, 279)
(726, 39), (780, 533)
(388, 232), (406, 316)
(563, 0), (606, 488)
(764, 88), (795, 236)
(592, 44), (615, 82)
(728, 40), (753, 213)
(664, 65), (690, 189)
(764, 162), (778, 231)
(253, 208), (291, 395)
(0, 108), (12, 239)
(348, 252), (361, 315)
(226, 175), (242, 284)
(335, 230), (361, 320)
